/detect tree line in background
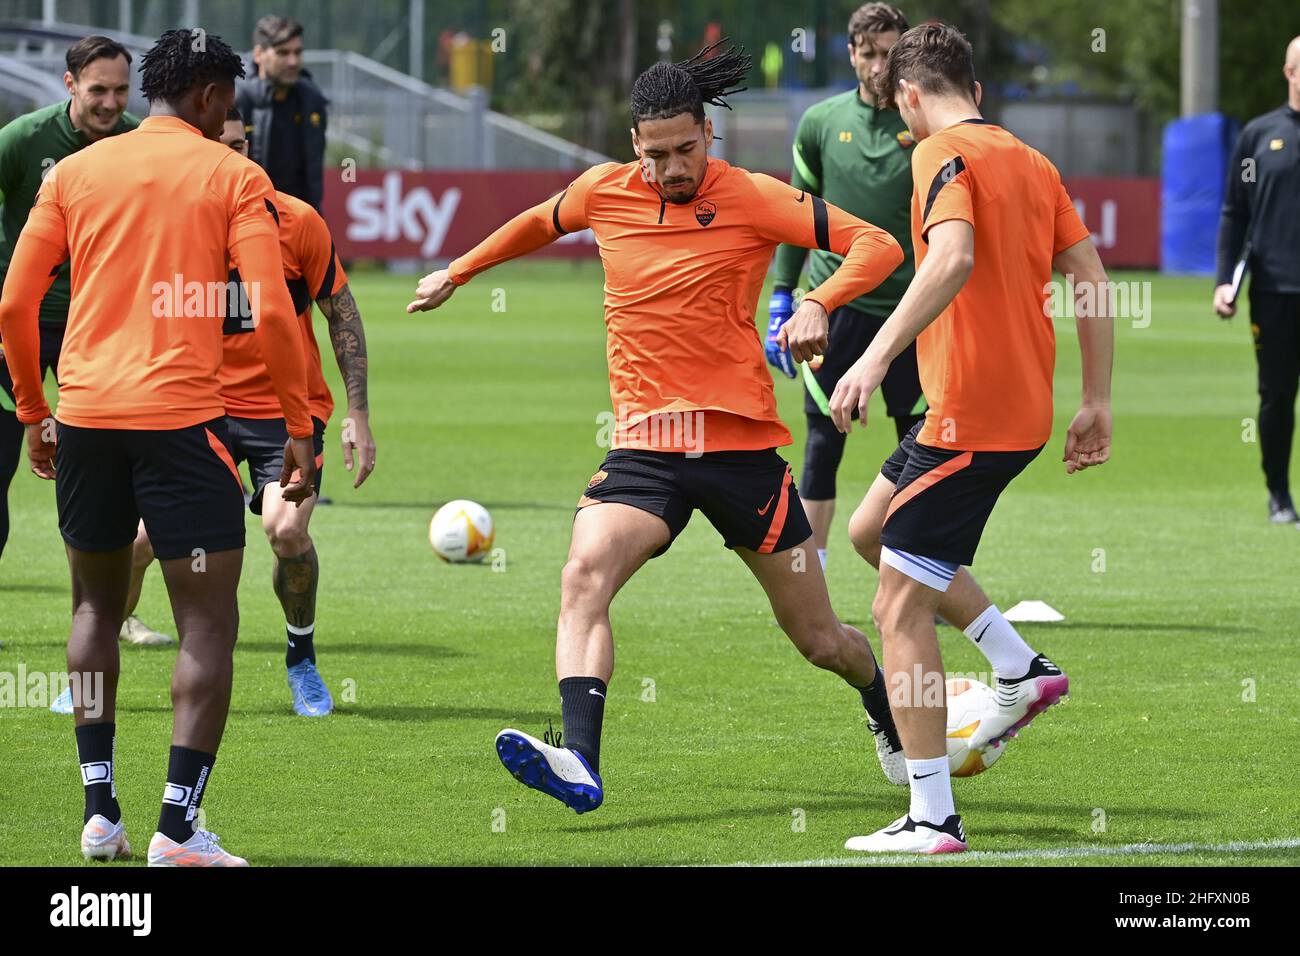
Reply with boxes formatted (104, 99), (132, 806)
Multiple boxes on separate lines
(485, 0), (1295, 159)
(4, 0), (1294, 157)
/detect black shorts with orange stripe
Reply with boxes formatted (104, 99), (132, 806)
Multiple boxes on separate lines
(54, 418), (245, 560)
(579, 448), (812, 557)
(879, 420), (1041, 566)
(225, 415), (326, 515)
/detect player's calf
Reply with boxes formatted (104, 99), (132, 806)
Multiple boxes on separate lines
(774, 610), (906, 786)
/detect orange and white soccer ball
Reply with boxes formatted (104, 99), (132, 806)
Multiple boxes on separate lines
(429, 499), (495, 563)
(946, 678), (1006, 777)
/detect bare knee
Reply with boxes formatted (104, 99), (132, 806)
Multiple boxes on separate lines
(872, 579), (934, 643)
(872, 584), (909, 639)
(560, 554), (614, 615)
(781, 614), (849, 673)
(265, 516), (312, 559)
(801, 631), (845, 672)
(848, 504), (882, 568)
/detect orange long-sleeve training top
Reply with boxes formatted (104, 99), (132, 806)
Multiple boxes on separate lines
(0, 115), (312, 438)
(449, 157), (903, 453)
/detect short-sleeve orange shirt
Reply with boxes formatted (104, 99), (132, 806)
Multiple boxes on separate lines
(910, 120), (1090, 451)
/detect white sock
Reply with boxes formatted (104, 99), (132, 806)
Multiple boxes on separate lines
(816, 548), (828, 570)
(905, 755), (954, 823)
(963, 605), (1036, 679)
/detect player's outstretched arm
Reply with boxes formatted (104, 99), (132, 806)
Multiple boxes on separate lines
(827, 218), (973, 433)
(407, 168), (600, 313)
(405, 199), (560, 313)
(315, 283), (375, 487)
(1053, 236), (1113, 474)
(407, 267), (458, 313)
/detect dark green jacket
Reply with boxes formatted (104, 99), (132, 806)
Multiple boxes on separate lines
(0, 100), (139, 326)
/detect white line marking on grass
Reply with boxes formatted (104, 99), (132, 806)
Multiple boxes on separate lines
(741, 837), (1300, 867)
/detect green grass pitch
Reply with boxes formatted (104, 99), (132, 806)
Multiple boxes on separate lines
(1, 262), (1297, 866)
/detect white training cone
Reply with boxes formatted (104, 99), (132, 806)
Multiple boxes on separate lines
(1003, 600), (1064, 623)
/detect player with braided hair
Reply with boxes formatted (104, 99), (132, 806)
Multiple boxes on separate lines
(629, 39), (752, 121)
(137, 27), (247, 102)
(410, 42), (909, 814)
(0, 27), (314, 866)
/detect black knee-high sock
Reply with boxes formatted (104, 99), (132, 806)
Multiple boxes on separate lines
(75, 723), (121, 824)
(559, 676), (606, 774)
(157, 746), (215, 843)
(857, 670), (901, 750)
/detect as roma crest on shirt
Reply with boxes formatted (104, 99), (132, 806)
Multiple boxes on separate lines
(695, 200), (716, 226)
(896, 130), (916, 148)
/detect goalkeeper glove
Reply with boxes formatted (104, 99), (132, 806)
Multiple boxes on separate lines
(764, 287), (798, 379)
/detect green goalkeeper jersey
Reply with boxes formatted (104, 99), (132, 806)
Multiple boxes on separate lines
(0, 100), (139, 326)
(772, 88), (915, 318)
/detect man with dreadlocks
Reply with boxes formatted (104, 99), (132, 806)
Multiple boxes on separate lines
(0, 28), (315, 866)
(408, 42), (907, 814)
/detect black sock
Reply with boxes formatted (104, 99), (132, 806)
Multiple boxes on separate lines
(157, 746), (215, 843)
(75, 723), (121, 824)
(286, 624), (316, 667)
(857, 670), (902, 750)
(559, 676), (606, 774)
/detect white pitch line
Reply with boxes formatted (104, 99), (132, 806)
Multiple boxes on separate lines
(740, 837), (1300, 867)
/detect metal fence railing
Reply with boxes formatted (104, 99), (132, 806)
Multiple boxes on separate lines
(0, 19), (610, 171)
(304, 48), (610, 170)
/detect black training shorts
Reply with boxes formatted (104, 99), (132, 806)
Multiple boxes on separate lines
(579, 448), (812, 557)
(55, 418), (245, 560)
(878, 420), (1041, 567)
(225, 415), (325, 514)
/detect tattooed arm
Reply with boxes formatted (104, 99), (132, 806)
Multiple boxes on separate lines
(315, 283), (376, 487)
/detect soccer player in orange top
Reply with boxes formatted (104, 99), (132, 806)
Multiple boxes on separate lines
(0, 30), (315, 867)
(408, 42), (910, 814)
(783, 23), (1113, 854)
(126, 108), (375, 718)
